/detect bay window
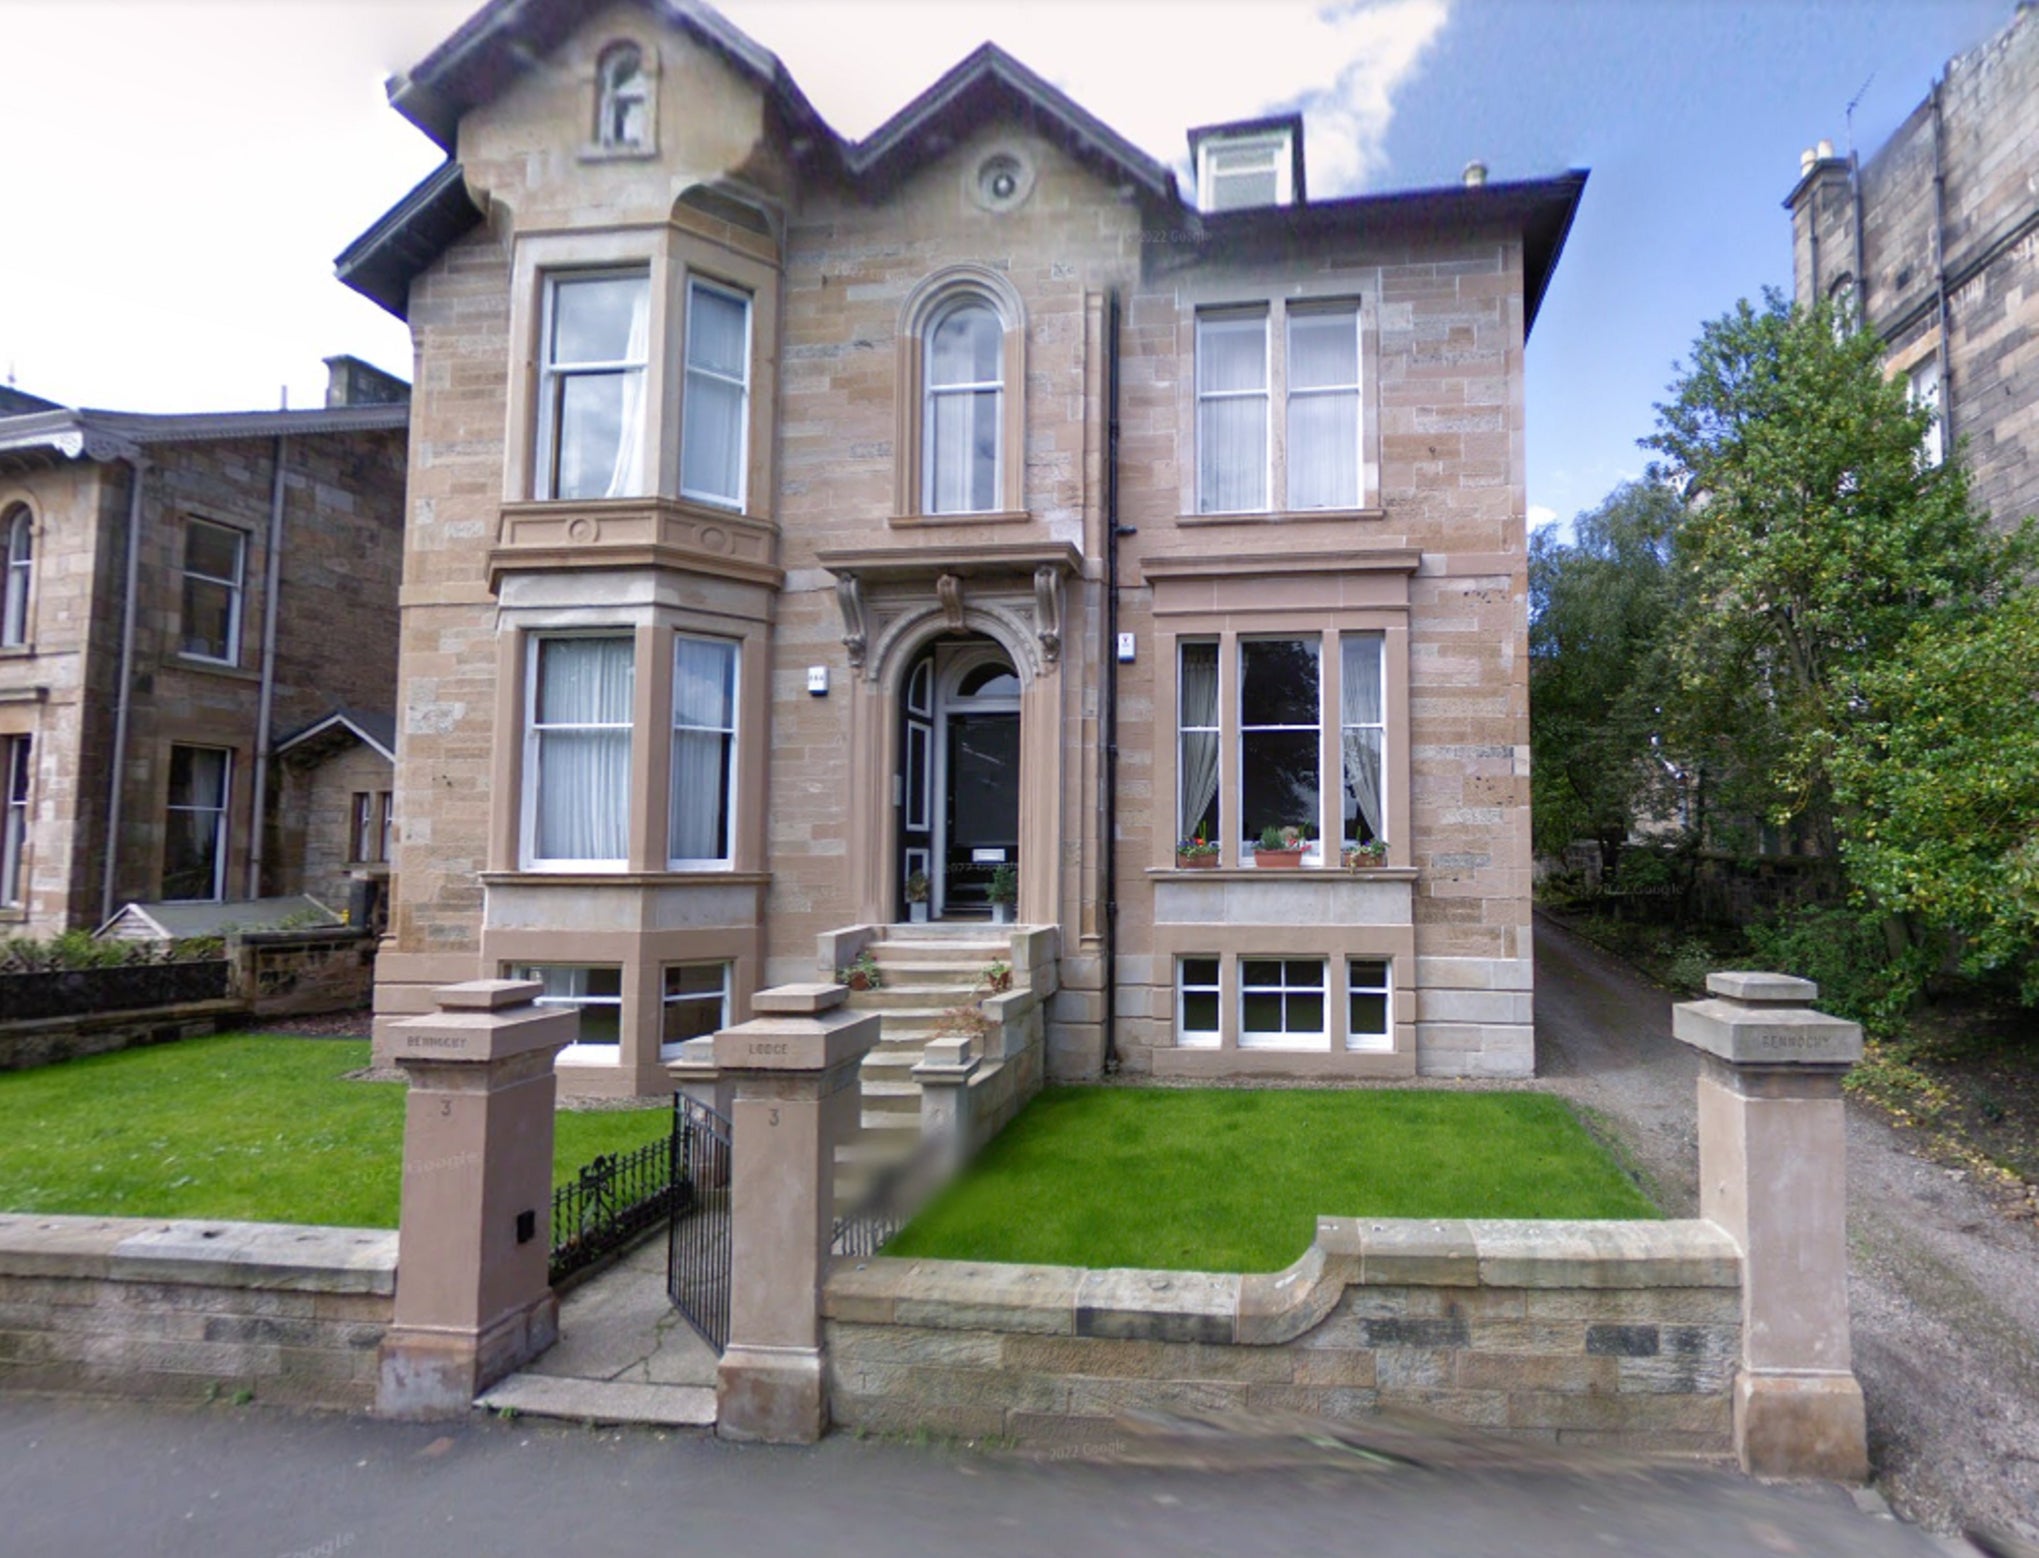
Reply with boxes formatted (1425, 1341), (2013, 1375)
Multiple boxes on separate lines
(669, 634), (737, 867)
(1177, 957), (1221, 1048)
(526, 635), (634, 868)
(661, 963), (729, 1057)
(1340, 633), (1385, 848)
(1347, 959), (1392, 1050)
(513, 964), (622, 1062)
(538, 271), (650, 501)
(680, 279), (751, 508)
(1240, 958), (1327, 1049)
(1177, 642), (1220, 847)
(1239, 638), (1319, 856)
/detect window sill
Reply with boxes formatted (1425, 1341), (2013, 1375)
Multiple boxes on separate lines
(577, 143), (660, 164)
(1177, 507), (1387, 528)
(0, 643), (37, 658)
(170, 654), (258, 682)
(1147, 865), (1416, 881)
(481, 870), (771, 887)
(888, 509), (1032, 529)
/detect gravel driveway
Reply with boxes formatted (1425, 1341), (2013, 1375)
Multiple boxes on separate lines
(1535, 911), (2039, 1542)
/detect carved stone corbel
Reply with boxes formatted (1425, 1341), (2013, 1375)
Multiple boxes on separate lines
(936, 573), (966, 632)
(1032, 565), (1063, 664)
(834, 574), (868, 666)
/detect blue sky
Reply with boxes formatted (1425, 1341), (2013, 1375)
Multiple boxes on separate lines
(0, 0), (2015, 533)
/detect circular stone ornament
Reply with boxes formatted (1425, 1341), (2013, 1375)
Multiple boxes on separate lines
(970, 150), (1035, 213)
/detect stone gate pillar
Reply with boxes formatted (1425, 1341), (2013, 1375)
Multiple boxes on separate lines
(1673, 971), (1868, 1481)
(714, 982), (880, 1443)
(376, 979), (573, 1418)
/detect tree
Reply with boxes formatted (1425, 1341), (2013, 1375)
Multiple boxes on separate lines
(1644, 291), (2007, 859)
(1528, 481), (1680, 860)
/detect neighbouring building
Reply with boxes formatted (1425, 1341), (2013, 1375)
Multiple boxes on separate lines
(0, 360), (409, 939)
(1786, 2), (2039, 530)
(344, 0), (1583, 1097)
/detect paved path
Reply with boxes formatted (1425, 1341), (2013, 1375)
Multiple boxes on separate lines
(1534, 911), (2039, 1543)
(0, 1395), (1950, 1558)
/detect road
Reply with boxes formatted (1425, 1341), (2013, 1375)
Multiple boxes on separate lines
(1535, 911), (2039, 1543)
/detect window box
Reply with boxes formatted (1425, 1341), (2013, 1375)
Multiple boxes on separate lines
(1252, 847), (1307, 869)
(1175, 851), (1220, 870)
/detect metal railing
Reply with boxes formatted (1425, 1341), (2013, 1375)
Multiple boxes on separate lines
(666, 1093), (733, 1353)
(549, 1128), (690, 1286)
(831, 1131), (949, 1260)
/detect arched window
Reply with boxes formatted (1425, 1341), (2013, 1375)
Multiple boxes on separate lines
(1827, 274), (1859, 339)
(596, 43), (649, 150)
(922, 297), (1005, 515)
(2, 505), (30, 647)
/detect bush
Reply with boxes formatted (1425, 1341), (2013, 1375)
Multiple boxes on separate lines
(0, 932), (223, 975)
(1742, 905), (1927, 1035)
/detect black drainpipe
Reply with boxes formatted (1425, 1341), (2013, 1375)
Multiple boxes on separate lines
(1101, 288), (1125, 1075)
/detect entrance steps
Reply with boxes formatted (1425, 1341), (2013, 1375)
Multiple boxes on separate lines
(477, 1373), (716, 1428)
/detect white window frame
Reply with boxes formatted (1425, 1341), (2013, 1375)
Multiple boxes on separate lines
(595, 42), (650, 151)
(512, 963), (623, 1066)
(3, 506), (31, 648)
(1346, 957), (1393, 1052)
(1286, 303), (1363, 512)
(378, 790), (394, 863)
(1195, 308), (1271, 514)
(1239, 636), (1322, 862)
(1239, 957), (1328, 1051)
(1196, 132), (1294, 212)
(1176, 956), (1222, 1049)
(679, 276), (753, 510)
(660, 961), (730, 1059)
(180, 520), (246, 666)
(921, 294), (1007, 516)
(535, 268), (651, 502)
(1339, 630), (1387, 849)
(521, 632), (635, 872)
(164, 744), (232, 902)
(1, 733), (29, 908)
(350, 791), (376, 864)
(1908, 356), (1944, 469)
(668, 633), (738, 870)
(1176, 639), (1221, 849)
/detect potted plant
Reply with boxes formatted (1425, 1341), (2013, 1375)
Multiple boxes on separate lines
(836, 949), (882, 991)
(1342, 838), (1388, 869)
(904, 869), (931, 924)
(1175, 825), (1220, 869)
(1252, 824), (1309, 868)
(980, 959), (1013, 994)
(987, 863), (1018, 924)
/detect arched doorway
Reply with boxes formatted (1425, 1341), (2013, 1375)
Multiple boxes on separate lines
(897, 637), (1020, 920)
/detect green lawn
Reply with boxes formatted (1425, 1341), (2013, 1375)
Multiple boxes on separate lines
(885, 1086), (1659, 1273)
(0, 1033), (668, 1228)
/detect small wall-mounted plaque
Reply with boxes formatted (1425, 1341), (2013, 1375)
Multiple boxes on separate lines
(1116, 632), (1136, 663)
(807, 665), (829, 696)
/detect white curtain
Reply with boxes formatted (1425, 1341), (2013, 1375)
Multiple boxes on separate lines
(1197, 314), (1267, 512)
(1287, 308), (1359, 510)
(1341, 634), (1384, 842)
(536, 638), (633, 860)
(603, 282), (651, 498)
(681, 284), (748, 503)
(1178, 643), (1220, 839)
(926, 302), (1002, 513)
(669, 637), (735, 862)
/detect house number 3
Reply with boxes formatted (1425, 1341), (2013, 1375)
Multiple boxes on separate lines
(769, 1107), (780, 1127)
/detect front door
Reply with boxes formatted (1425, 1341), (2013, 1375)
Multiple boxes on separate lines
(898, 641), (1020, 919)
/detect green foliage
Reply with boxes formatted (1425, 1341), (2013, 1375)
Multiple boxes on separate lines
(1529, 481), (1682, 857)
(987, 864), (1018, 906)
(1742, 905), (1926, 1035)
(0, 1033), (666, 1226)
(886, 1087), (1657, 1273)
(0, 932), (224, 974)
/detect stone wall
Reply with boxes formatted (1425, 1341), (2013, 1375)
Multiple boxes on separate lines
(0, 1213), (396, 1410)
(229, 926), (375, 1017)
(0, 998), (242, 1072)
(824, 1218), (1739, 1455)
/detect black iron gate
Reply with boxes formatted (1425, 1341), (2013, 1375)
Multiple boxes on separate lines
(666, 1092), (733, 1352)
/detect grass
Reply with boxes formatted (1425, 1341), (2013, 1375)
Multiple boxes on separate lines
(885, 1086), (1660, 1273)
(0, 1033), (668, 1228)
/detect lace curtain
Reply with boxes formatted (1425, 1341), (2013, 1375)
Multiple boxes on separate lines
(1341, 634), (1384, 843)
(535, 637), (634, 861)
(1178, 643), (1220, 839)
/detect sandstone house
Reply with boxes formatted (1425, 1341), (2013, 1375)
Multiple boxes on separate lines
(0, 363), (408, 939)
(344, 0), (1583, 1098)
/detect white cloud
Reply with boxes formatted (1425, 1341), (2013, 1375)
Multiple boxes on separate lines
(1528, 504), (1558, 529)
(722, 0), (1452, 193)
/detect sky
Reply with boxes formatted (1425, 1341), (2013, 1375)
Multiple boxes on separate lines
(0, 0), (2014, 533)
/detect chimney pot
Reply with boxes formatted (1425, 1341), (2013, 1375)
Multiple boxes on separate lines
(1815, 137), (1835, 160)
(1462, 160), (1487, 188)
(1801, 147), (1817, 174)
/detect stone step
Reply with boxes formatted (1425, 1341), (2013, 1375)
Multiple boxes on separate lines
(846, 985), (984, 1011)
(476, 1374), (715, 1429)
(870, 938), (1009, 959)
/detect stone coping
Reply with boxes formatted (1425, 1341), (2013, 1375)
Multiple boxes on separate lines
(0, 1212), (397, 1294)
(824, 1219), (1739, 1347)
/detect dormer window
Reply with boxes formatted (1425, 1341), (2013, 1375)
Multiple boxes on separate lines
(1190, 117), (1304, 213)
(597, 43), (649, 150)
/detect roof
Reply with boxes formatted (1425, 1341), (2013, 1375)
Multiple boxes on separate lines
(0, 386), (63, 415)
(275, 708), (398, 764)
(95, 895), (342, 941)
(0, 401), (410, 472)
(339, 0), (1584, 340)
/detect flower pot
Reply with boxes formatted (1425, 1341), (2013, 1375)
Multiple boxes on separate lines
(1343, 853), (1385, 870)
(846, 971), (873, 991)
(1253, 848), (1307, 869)
(1176, 853), (1219, 870)
(991, 902), (1013, 924)
(908, 902), (929, 923)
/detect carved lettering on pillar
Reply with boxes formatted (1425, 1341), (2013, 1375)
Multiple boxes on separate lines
(1033, 565), (1063, 664)
(936, 573), (966, 632)
(835, 574), (868, 666)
